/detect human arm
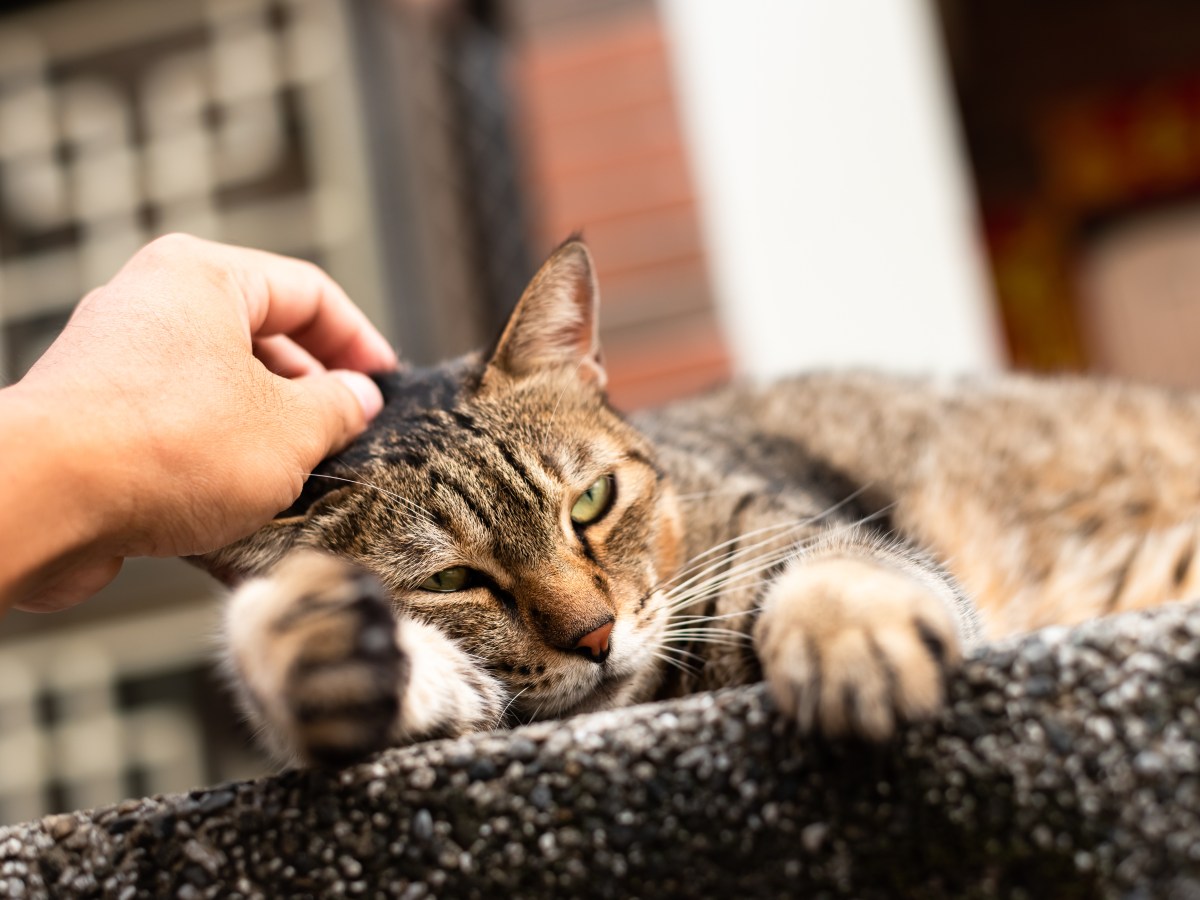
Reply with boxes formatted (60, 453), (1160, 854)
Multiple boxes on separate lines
(0, 233), (398, 615)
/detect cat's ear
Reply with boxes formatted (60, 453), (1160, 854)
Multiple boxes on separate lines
(484, 238), (605, 388)
(191, 521), (301, 587)
(190, 485), (354, 586)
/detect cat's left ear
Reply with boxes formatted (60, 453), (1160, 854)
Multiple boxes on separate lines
(484, 239), (605, 389)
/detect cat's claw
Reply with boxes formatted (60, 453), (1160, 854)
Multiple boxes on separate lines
(753, 556), (962, 741)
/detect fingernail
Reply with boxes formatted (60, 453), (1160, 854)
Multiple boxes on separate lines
(332, 370), (384, 420)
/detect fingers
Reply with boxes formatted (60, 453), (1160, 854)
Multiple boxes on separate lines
(284, 370), (385, 469)
(126, 234), (399, 374)
(254, 335), (326, 378)
(12, 556), (125, 614)
(329, 371), (385, 422)
(217, 243), (399, 373)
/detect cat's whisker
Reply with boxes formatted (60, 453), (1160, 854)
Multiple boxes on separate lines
(842, 504), (898, 534)
(766, 507), (898, 565)
(657, 540), (835, 619)
(663, 564), (776, 612)
(660, 644), (705, 662)
(665, 523), (805, 582)
(307, 473), (438, 526)
(661, 511), (898, 614)
(669, 608), (757, 625)
(659, 639), (749, 654)
(663, 546), (800, 611)
(662, 536), (812, 608)
(662, 556), (792, 614)
(661, 642), (749, 655)
(672, 513), (902, 628)
(663, 627), (750, 640)
(658, 497), (881, 601)
(498, 685), (531, 724)
(666, 539), (799, 593)
(660, 626), (752, 641)
(660, 520), (809, 590)
(666, 505), (899, 609)
(663, 621), (753, 638)
(525, 694), (553, 724)
(660, 637), (750, 649)
(660, 530), (803, 600)
(647, 649), (699, 675)
(661, 484), (878, 590)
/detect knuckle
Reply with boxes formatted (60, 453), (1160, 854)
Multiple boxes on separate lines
(74, 286), (106, 313)
(296, 257), (331, 285)
(140, 232), (198, 261)
(297, 257), (323, 278)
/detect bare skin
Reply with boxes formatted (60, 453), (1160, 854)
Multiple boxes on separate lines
(0, 233), (398, 615)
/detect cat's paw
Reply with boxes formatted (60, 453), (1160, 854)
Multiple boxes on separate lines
(753, 556), (962, 741)
(226, 550), (405, 766)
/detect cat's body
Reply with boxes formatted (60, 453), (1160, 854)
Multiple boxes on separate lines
(645, 371), (1200, 639)
(204, 242), (1200, 766)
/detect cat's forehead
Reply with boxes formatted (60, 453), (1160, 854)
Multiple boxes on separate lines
(349, 362), (609, 456)
(328, 363), (481, 469)
(374, 362), (477, 424)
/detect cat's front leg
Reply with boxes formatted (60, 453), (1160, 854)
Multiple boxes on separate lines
(225, 551), (506, 766)
(755, 534), (979, 740)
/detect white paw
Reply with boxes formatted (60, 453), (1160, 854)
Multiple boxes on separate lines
(754, 556), (962, 740)
(227, 551), (404, 766)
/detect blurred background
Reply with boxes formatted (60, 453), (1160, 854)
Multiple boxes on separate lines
(1, 0), (1199, 821)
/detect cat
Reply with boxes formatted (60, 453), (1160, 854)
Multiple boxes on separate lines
(200, 239), (1200, 766)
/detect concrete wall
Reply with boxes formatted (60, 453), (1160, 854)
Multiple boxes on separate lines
(3, 600), (1198, 896)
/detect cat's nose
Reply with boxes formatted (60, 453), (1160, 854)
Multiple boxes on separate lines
(574, 619), (614, 663)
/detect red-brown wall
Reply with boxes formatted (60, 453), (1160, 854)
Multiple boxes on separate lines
(507, 0), (731, 409)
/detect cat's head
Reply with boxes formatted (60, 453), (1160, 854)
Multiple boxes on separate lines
(201, 240), (684, 718)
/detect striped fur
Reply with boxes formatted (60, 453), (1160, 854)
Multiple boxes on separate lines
(203, 240), (1200, 765)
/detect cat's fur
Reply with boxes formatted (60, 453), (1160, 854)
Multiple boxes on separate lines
(202, 240), (1200, 766)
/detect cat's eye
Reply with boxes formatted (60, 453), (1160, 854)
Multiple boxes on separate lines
(571, 474), (615, 526)
(420, 566), (472, 592)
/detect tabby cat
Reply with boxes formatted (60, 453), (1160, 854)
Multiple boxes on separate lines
(202, 240), (1200, 766)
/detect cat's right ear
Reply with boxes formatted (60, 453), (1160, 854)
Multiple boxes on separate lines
(483, 238), (605, 389)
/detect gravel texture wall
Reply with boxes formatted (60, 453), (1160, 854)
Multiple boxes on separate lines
(2, 601), (1200, 899)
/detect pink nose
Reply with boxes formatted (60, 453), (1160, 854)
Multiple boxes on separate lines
(575, 620), (614, 658)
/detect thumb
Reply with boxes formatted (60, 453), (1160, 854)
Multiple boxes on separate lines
(329, 369), (385, 422)
(288, 370), (384, 465)
(13, 556), (125, 613)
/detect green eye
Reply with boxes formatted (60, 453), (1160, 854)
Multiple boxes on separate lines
(571, 475), (614, 525)
(420, 567), (472, 592)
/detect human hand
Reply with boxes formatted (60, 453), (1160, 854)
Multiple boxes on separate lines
(1, 234), (398, 614)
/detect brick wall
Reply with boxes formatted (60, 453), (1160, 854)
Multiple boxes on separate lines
(506, 0), (731, 409)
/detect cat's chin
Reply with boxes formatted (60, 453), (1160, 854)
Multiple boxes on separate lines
(512, 660), (643, 723)
(552, 669), (638, 718)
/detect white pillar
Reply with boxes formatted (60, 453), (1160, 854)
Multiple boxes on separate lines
(661, 0), (1001, 378)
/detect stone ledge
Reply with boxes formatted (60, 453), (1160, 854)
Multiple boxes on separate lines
(3, 602), (1200, 899)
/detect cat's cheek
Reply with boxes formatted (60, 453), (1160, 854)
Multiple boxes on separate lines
(652, 495), (685, 580)
(607, 615), (643, 676)
(607, 592), (669, 697)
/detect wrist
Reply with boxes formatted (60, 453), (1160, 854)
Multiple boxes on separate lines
(0, 383), (131, 612)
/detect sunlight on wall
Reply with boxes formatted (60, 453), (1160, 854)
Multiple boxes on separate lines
(661, 0), (1002, 378)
